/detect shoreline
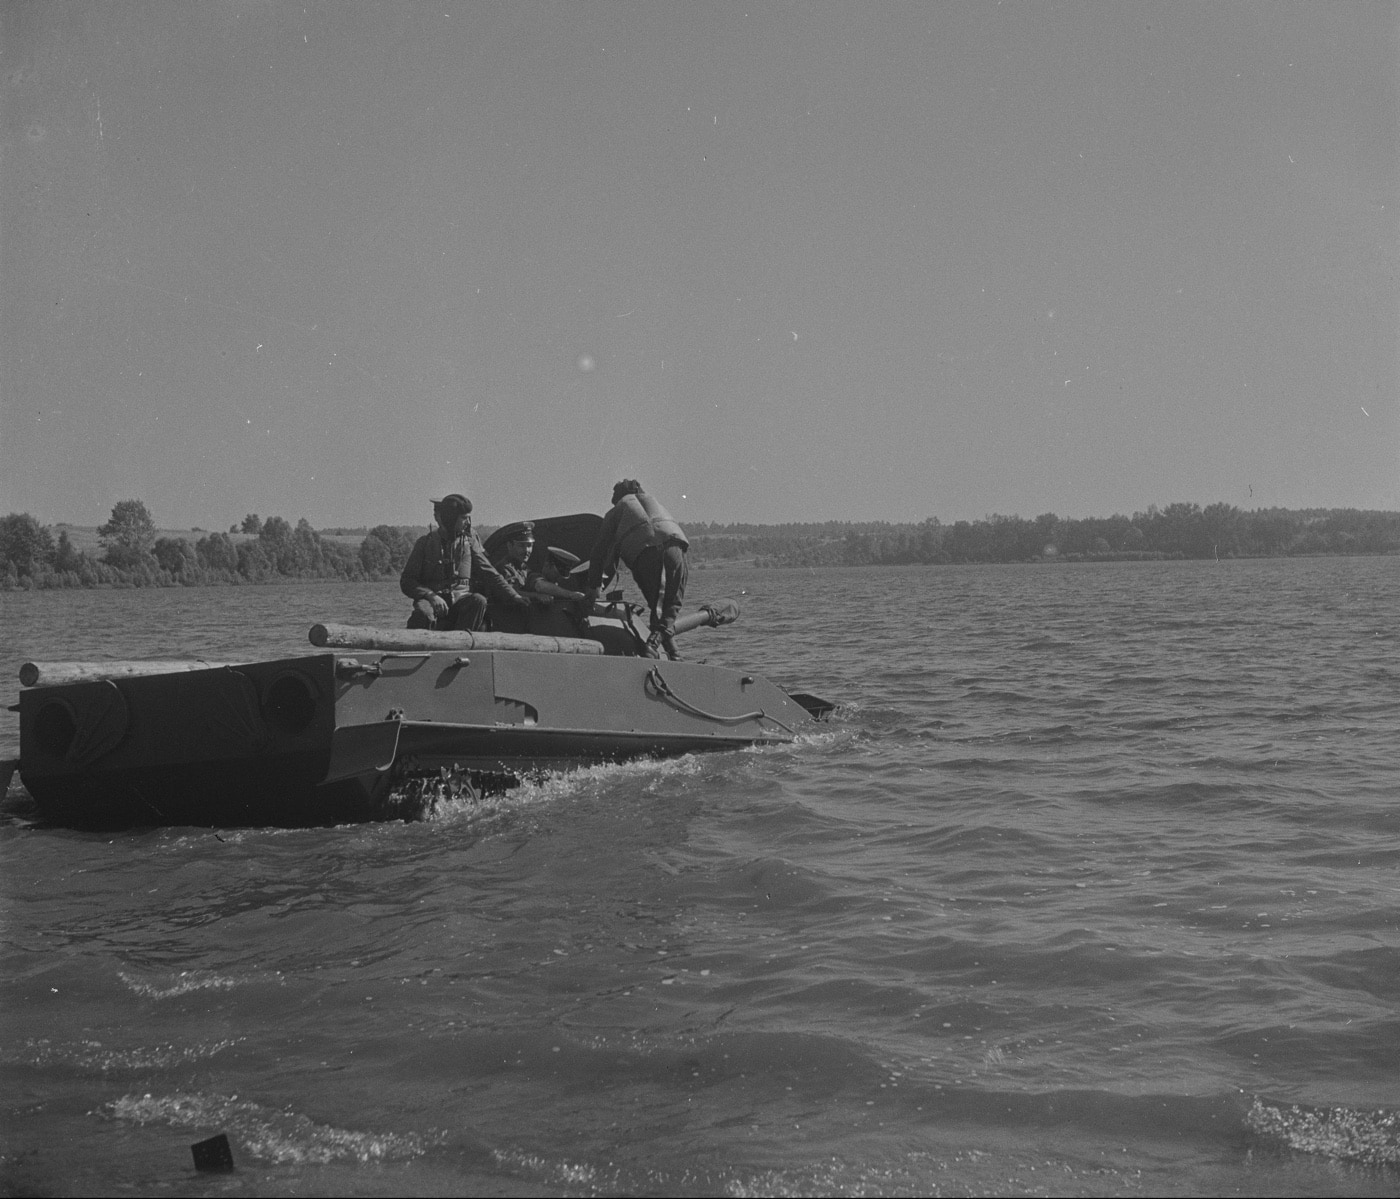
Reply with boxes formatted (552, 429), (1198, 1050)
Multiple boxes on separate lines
(6, 548), (1399, 594)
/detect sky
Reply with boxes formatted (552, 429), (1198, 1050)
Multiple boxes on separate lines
(2, 1), (1396, 530)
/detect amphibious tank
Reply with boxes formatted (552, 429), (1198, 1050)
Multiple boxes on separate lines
(6, 514), (832, 828)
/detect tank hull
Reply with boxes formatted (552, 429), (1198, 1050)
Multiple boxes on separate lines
(16, 648), (811, 828)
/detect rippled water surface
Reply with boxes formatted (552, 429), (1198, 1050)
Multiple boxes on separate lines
(2, 559), (1398, 1197)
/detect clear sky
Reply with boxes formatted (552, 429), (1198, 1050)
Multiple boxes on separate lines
(2, 1), (1396, 530)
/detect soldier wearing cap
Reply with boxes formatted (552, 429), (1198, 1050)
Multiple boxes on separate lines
(487, 522), (589, 634)
(540, 545), (584, 591)
(399, 494), (528, 631)
(533, 545), (591, 638)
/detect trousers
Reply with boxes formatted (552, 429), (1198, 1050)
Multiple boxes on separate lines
(630, 541), (688, 631)
(406, 592), (488, 631)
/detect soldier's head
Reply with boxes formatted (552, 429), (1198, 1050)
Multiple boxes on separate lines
(542, 545), (580, 583)
(432, 494), (472, 536)
(611, 479), (642, 506)
(502, 521), (535, 566)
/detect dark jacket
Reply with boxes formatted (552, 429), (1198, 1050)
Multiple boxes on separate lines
(587, 492), (688, 590)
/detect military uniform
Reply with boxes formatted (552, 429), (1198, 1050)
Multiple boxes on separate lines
(400, 528), (526, 631)
(587, 490), (689, 636)
(486, 556), (540, 634)
(490, 541), (589, 637)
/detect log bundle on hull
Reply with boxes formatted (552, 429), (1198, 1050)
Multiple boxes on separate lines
(309, 623), (604, 654)
(19, 660), (238, 687)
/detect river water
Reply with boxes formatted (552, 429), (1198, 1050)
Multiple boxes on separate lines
(1, 559), (1397, 1197)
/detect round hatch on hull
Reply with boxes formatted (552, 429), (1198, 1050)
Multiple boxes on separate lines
(33, 700), (78, 759)
(262, 672), (319, 736)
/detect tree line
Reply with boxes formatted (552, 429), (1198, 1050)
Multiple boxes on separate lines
(0, 500), (421, 590)
(2, 499), (1398, 589)
(689, 502), (1400, 566)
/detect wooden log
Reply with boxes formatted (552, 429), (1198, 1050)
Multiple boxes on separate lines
(19, 660), (236, 687)
(308, 624), (604, 654)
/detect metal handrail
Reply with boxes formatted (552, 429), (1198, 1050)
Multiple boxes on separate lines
(644, 667), (797, 736)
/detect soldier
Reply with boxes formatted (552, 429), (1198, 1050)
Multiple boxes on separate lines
(487, 523), (588, 635)
(533, 546), (590, 638)
(399, 494), (528, 631)
(584, 480), (689, 659)
(539, 545), (585, 592)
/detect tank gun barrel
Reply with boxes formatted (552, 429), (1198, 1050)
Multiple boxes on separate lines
(671, 599), (741, 636)
(587, 597), (740, 638)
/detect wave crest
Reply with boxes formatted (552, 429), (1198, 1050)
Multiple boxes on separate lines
(104, 1090), (442, 1165)
(1247, 1097), (1400, 1165)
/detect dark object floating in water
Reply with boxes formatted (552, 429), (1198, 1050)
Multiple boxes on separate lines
(191, 1133), (234, 1173)
(10, 591), (831, 829)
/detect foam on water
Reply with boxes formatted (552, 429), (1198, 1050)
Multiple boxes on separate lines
(492, 1141), (1165, 1198)
(7, 1037), (242, 1072)
(409, 751), (710, 825)
(1246, 1097), (1400, 1166)
(117, 968), (284, 998)
(104, 1090), (444, 1165)
(400, 743), (819, 834)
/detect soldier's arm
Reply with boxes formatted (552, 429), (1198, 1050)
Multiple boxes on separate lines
(399, 538), (435, 600)
(533, 577), (586, 602)
(585, 508), (623, 592)
(472, 539), (530, 608)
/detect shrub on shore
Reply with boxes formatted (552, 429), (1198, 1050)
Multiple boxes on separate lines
(0, 502), (421, 590)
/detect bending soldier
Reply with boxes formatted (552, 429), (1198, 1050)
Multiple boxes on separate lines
(585, 479), (689, 659)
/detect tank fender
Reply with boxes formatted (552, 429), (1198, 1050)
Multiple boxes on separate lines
(322, 718), (403, 784)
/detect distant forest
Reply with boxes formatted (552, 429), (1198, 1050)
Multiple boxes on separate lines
(2, 500), (1398, 590)
(686, 503), (1400, 568)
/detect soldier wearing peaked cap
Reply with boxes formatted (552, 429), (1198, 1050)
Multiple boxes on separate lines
(543, 545), (581, 578)
(487, 522), (589, 634)
(533, 545), (590, 637)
